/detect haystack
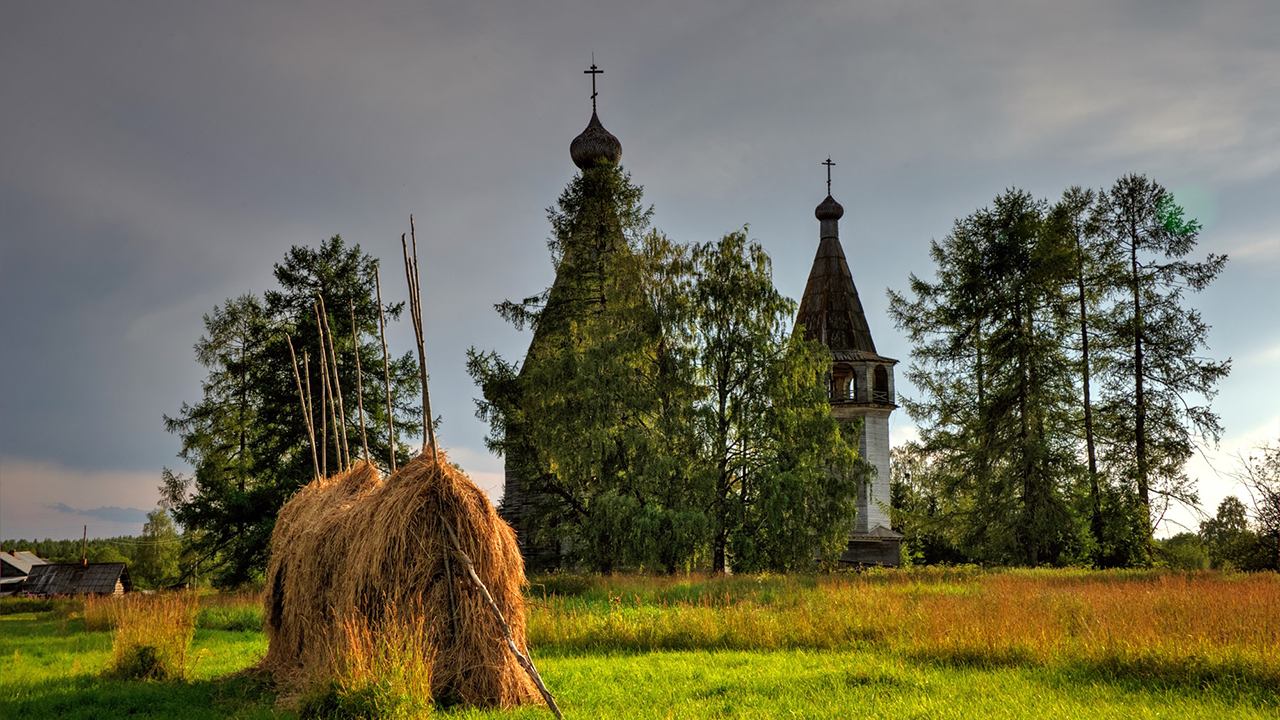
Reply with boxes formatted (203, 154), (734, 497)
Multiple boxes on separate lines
(262, 451), (540, 709)
(263, 461), (382, 670)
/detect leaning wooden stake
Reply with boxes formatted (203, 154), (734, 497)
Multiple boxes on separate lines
(315, 303), (338, 474)
(375, 265), (397, 472)
(350, 299), (370, 463)
(443, 521), (563, 719)
(319, 296), (351, 470)
(287, 334), (320, 480)
(401, 219), (436, 456)
(303, 352), (317, 472)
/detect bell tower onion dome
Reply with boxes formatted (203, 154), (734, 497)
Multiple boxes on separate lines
(570, 57), (622, 169)
(570, 110), (622, 169)
(815, 194), (844, 220)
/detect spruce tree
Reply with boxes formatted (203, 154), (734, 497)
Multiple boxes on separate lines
(164, 236), (421, 585)
(890, 189), (1085, 565)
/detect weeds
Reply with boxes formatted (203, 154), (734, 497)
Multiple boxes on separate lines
(104, 591), (199, 680)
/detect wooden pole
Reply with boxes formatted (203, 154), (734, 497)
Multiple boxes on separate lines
(350, 299), (370, 463)
(287, 334), (320, 480)
(304, 352), (318, 474)
(315, 302), (339, 474)
(375, 265), (397, 472)
(81, 525), (87, 565)
(319, 295), (351, 470)
(403, 217), (436, 457)
(442, 521), (562, 719)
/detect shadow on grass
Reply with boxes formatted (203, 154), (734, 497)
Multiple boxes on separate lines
(2, 671), (285, 720)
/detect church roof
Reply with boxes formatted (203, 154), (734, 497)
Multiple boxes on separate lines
(794, 198), (889, 360)
(570, 110), (622, 169)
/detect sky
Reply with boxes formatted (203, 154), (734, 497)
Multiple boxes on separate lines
(2, 0), (1278, 541)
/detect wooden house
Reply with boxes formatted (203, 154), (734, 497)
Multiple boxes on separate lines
(21, 561), (133, 596)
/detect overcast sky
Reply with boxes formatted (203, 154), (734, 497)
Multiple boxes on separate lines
(3, 0), (1277, 541)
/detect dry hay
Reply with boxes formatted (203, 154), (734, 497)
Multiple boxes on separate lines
(263, 461), (382, 670)
(261, 451), (540, 709)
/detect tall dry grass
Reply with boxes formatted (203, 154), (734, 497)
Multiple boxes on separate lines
(301, 605), (436, 718)
(91, 591), (200, 680)
(528, 570), (1280, 685)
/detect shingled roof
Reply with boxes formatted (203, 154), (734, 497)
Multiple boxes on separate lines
(21, 562), (132, 596)
(794, 201), (893, 363)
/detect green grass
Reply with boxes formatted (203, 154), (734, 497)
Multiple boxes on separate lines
(2, 570), (1278, 718)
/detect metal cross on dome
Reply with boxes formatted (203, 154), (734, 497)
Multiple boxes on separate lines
(584, 53), (603, 112)
(823, 157), (836, 196)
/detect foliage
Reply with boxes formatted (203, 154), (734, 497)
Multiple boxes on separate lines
(131, 510), (181, 589)
(888, 189), (1086, 566)
(887, 177), (1229, 568)
(1201, 496), (1274, 571)
(1231, 440), (1280, 571)
(1155, 532), (1210, 570)
(470, 162), (855, 573)
(162, 236), (423, 586)
(1094, 175), (1230, 531)
(689, 230), (859, 573)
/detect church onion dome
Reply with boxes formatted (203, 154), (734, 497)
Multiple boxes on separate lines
(570, 110), (623, 169)
(815, 194), (844, 221)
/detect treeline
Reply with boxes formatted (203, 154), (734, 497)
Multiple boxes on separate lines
(469, 162), (861, 574)
(889, 174), (1231, 567)
(4, 510), (185, 589)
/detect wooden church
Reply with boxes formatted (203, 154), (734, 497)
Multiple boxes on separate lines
(502, 67), (902, 568)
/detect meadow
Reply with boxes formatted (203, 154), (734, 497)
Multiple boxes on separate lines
(1, 569), (1277, 719)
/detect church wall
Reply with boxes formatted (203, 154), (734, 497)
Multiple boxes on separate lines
(862, 412), (892, 531)
(832, 405), (893, 533)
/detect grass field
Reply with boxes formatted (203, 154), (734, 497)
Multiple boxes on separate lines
(2, 569), (1277, 718)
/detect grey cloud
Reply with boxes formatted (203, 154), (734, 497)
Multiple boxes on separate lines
(48, 504), (150, 524)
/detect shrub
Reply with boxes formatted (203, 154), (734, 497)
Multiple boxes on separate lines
(0, 596), (81, 615)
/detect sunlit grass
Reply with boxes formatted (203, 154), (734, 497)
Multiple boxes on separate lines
(528, 570), (1280, 687)
(1, 569), (1277, 718)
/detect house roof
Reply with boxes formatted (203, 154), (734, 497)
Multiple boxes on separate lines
(14, 551), (48, 566)
(1, 553), (35, 577)
(850, 525), (905, 541)
(21, 562), (133, 596)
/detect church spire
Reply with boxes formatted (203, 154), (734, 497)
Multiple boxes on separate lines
(570, 56), (622, 169)
(795, 158), (877, 355)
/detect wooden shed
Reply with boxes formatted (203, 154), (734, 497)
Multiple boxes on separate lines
(21, 562), (133, 596)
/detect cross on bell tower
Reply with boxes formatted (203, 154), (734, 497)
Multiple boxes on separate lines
(823, 157), (835, 196)
(584, 53), (603, 112)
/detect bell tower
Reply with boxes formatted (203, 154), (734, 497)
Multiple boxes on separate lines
(794, 159), (902, 564)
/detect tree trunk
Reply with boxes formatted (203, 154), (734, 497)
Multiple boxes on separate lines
(1130, 234), (1148, 513)
(1076, 232), (1102, 546)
